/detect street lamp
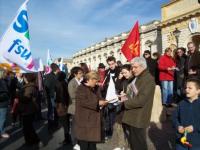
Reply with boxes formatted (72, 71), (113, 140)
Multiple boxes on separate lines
(173, 28), (181, 47)
(145, 40), (153, 54)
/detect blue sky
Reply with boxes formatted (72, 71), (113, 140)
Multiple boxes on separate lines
(0, 0), (169, 63)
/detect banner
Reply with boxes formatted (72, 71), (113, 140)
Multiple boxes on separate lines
(0, 0), (37, 72)
(59, 57), (63, 71)
(45, 49), (53, 74)
(121, 21), (140, 61)
(47, 49), (53, 66)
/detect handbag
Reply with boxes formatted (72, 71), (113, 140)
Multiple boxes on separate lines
(56, 103), (67, 117)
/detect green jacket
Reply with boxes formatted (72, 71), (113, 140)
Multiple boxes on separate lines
(122, 69), (155, 128)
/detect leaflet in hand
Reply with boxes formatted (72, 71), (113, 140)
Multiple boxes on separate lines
(130, 82), (138, 96)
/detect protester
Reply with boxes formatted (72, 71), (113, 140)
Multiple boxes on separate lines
(68, 66), (84, 149)
(102, 56), (121, 139)
(174, 47), (187, 102)
(152, 52), (161, 85)
(10, 73), (24, 126)
(143, 50), (157, 80)
(0, 69), (10, 139)
(117, 60), (123, 68)
(80, 63), (90, 74)
(63, 63), (69, 78)
(186, 42), (200, 77)
(55, 71), (70, 145)
(44, 63), (60, 131)
(18, 73), (42, 146)
(121, 57), (155, 150)
(173, 78), (200, 150)
(97, 63), (106, 87)
(158, 47), (176, 106)
(75, 71), (107, 150)
(112, 64), (134, 150)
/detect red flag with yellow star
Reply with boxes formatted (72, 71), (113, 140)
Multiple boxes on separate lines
(121, 21), (140, 61)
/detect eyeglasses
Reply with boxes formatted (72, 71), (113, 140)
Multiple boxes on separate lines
(177, 51), (182, 53)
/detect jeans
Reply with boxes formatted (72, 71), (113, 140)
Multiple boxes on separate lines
(0, 108), (7, 134)
(161, 81), (173, 105)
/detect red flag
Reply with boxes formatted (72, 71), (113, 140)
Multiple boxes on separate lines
(121, 21), (140, 61)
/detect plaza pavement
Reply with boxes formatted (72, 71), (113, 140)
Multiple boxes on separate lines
(0, 108), (176, 150)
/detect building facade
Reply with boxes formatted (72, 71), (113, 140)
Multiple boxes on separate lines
(72, 0), (200, 70)
(73, 20), (162, 70)
(161, 0), (200, 51)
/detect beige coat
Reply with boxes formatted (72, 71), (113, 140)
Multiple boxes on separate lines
(68, 78), (79, 114)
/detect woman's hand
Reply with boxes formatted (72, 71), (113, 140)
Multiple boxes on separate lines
(99, 100), (108, 107)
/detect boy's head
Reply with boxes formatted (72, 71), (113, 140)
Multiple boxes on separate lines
(185, 78), (200, 100)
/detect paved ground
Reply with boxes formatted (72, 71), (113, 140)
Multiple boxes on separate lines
(0, 107), (176, 150)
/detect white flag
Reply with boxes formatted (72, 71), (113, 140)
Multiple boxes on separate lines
(59, 57), (63, 71)
(47, 49), (53, 66)
(0, 0), (37, 72)
(32, 58), (44, 72)
(105, 76), (118, 103)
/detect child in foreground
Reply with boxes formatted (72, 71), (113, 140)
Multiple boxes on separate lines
(173, 78), (200, 150)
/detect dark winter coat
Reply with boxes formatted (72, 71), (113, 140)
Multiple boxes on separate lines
(74, 84), (102, 142)
(145, 57), (158, 78)
(173, 98), (200, 148)
(101, 67), (121, 98)
(44, 72), (57, 98)
(18, 83), (38, 116)
(0, 79), (9, 108)
(186, 50), (200, 76)
(175, 55), (187, 89)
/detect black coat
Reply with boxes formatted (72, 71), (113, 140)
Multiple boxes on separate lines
(44, 72), (57, 98)
(101, 67), (121, 98)
(0, 79), (9, 108)
(55, 80), (69, 106)
(145, 57), (157, 78)
(175, 55), (187, 89)
(186, 50), (200, 76)
(18, 83), (38, 116)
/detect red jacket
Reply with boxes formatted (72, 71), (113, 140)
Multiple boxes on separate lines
(98, 68), (105, 84)
(158, 54), (176, 81)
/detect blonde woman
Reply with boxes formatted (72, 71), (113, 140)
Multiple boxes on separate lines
(75, 71), (107, 150)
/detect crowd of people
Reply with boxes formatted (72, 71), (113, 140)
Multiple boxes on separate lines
(0, 41), (200, 150)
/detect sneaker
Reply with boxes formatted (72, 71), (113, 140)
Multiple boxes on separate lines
(113, 148), (122, 150)
(171, 103), (178, 107)
(1, 133), (10, 139)
(38, 141), (44, 148)
(73, 144), (80, 150)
